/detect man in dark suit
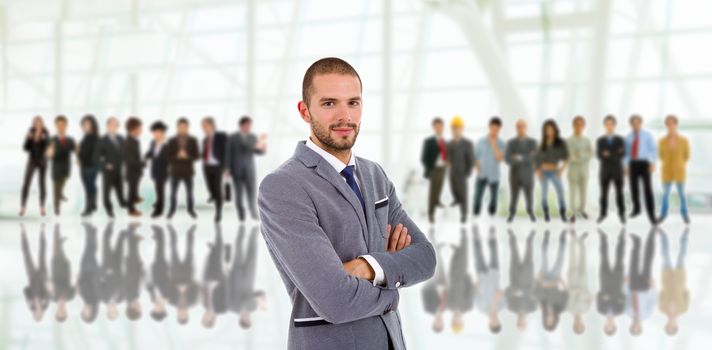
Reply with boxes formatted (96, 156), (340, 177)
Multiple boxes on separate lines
(201, 117), (228, 222)
(420, 117), (447, 223)
(145, 121), (169, 218)
(123, 117), (144, 217)
(94, 117), (127, 218)
(166, 117), (200, 219)
(48, 115), (76, 216)
(226, 116), (267, 222)
(597, 115), (626, 224)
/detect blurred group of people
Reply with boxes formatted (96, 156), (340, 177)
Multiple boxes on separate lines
(20, 223), (266, 327)
(19, 115), (267, 222)
(421, 114), (691, 225)
(421, 225), (689, 336)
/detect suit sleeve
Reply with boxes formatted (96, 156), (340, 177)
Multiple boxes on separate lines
(504, 140), (514, 165)
(366, 164), (437, 290)
(258, 172), (400, 324)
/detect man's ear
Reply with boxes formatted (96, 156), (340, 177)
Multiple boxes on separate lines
(297, 101), (310, 123)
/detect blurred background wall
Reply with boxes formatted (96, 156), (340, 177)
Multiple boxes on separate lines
(0, 0), (710, 217)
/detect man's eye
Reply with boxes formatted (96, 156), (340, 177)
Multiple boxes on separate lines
(349, 101), (361, 107)
(323, 102), (334, 107)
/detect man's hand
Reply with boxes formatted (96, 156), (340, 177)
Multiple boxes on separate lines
(649, 163), (655, 173)
(343, 258), (375, 281)
(386, 223), (411, 252)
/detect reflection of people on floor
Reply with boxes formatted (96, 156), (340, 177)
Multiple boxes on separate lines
(566, 230), (591, 334)
(659, 228), (690, 336)
(596, 229), (626, 336)
(447, 228), (475, 333)
(78, 223), (101, 323)
(146, 225), (173, 321)
(21, 223), (49, 322)
(473, 225), (505, 334)
(123, 224), (144, 320)
(169, 224), (199, 324)
(51, 224), (75, 322)
(420, 227), (448, 333)
(625, 229), (657, 336)
(505, 229), (537, 331)
(228, 225), (266, 329)
(202, 224), (226, 328)
(100, 222), (126, 321)
(535, 230), (568, 332)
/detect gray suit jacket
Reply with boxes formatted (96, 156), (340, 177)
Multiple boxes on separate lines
(226, 132), (263, 178)
(258, 141), (436, 350)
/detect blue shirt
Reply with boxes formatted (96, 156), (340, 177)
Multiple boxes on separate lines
(475, 136), (506, 181)
(624, 129), (657, 166)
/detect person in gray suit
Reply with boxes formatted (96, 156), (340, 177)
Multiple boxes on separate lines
(505, 119), (538, 223)
(258, 57), (436, 350)
(226, 116), (267, 222)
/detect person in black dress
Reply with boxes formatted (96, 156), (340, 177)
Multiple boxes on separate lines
(20, 116), (50, 217)
(78, 114), (101, 217)
(47, 115), (77, 216)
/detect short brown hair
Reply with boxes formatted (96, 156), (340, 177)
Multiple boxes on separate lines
(665, 114), (678, 125)
(302, 57), (362, 107)
(126, 117), (142, 132)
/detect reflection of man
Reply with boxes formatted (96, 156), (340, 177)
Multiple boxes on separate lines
(625, 229), (657, 336)
(420, 117), (447, 223)
(505, 229), (537, 331)
(596, 229), (626, 336)
(473, 225), (505, 334)
(258, 57), (435, 350)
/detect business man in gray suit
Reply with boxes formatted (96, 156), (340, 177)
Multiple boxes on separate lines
(258, 57), (436, 350)
(226, 116), (267, 222)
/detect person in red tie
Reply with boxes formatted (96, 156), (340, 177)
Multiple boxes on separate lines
(47, 115), (76, 216)
(624, 115), (658, 225)
(201, 117), (228, 222)
(420, 117), (448, 223)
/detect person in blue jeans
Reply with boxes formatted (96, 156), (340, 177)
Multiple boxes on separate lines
(473, 117), (506, 217)
(536, 119), (569, 222)
(657, 115), (691, 224)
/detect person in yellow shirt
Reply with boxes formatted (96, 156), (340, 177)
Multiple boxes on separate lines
(658, 115), (690, 224)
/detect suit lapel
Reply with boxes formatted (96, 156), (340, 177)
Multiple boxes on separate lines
(313, 162), (369, 237)
(294, 141), (369, 244)
(355, 159), (379, 250)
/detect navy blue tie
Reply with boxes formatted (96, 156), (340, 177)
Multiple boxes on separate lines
(340, 165), (366, 216)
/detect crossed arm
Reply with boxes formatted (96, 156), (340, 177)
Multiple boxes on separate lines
(258, 171), (436, 324)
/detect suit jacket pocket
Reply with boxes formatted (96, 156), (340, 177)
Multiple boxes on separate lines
(374, 197), (389, 238)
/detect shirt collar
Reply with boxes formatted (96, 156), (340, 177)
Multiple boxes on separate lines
(305, 136), (356, 174)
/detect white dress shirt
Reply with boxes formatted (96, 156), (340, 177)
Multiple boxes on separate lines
(305, 137), (386, 287)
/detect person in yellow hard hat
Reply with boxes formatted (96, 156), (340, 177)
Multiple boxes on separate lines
(447, 116), (475, 224)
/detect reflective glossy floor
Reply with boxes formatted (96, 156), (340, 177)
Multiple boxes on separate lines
(2, 212), (709, 349)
